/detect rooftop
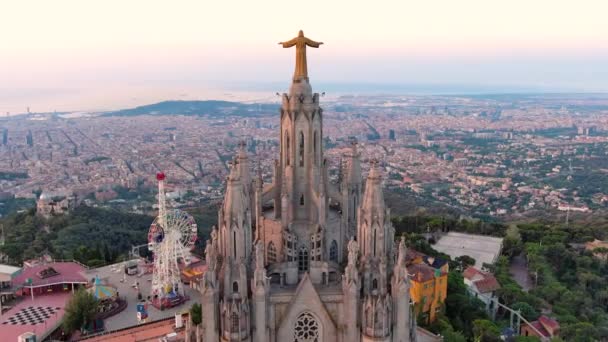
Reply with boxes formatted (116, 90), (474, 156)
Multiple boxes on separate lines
(0, 264), (21, 276)
(12, 262), (87, 289)
(0, 292), (71, 342)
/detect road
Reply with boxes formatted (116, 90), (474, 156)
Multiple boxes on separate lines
(509, 254), (533, 291)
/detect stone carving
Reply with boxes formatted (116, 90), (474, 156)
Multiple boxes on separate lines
(347, 236), (359, 266)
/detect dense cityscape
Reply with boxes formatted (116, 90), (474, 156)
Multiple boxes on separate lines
(2, 93), (608, 341)
(3, 94), (608, 221)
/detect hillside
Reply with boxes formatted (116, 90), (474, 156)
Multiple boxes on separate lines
(0, 206), (152, 266)
(104, 100), (276, 117)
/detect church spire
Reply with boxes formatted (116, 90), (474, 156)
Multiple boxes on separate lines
(358, 159), (392, 260)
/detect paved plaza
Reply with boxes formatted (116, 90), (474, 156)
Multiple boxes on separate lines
(84, 259), (199, 332)
(433, 232), (504, 268)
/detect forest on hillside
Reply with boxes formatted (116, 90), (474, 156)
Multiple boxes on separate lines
(0, 206), (152, 266)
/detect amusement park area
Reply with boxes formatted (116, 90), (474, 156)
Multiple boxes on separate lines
(0, 173), (202, 341)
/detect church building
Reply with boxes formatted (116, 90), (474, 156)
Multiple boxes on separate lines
(196, 30), (440, 342)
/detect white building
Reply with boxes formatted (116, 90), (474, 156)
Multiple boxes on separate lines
(463, 266), (501, 319)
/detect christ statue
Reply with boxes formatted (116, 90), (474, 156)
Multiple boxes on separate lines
(279, 30), (323, 80)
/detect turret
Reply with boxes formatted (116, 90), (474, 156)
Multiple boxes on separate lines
(219, 161), (252, 263)
(392, 237), (416, 342)
(343, 141), (362, 238)
(358, 160), (393, 263)
(252, 241), (269, 342)
(357, 160), (395, 341)
(342, 237), (361, 342)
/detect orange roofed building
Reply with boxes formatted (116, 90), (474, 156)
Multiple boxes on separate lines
(520, 315), (560, 340)
(406, 249), (449, 324)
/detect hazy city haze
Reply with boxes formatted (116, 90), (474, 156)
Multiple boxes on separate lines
(2, 0), (608, 113)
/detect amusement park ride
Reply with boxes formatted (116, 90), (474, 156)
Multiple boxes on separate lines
(147, 172), (197, 309)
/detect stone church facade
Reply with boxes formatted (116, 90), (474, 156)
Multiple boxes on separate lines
(195, 32), (440, 342)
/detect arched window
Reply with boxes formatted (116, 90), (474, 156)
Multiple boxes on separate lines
(366, 307), (372, 326)
(299, 131), (304, 167)
(285, 131), (290, 166)
(231, 312), (239, 333)
(372, 278), (378, 290)
(373, 228), (376, 256)
(298, 247), (309, 272)
(233, 231), (237, 259)
(232, 281), (238, 293)
(294, 312), (319, 342)
(267, 242), (277, 263)
(313, 131), (318, 166)
(329, 240), (338, 262)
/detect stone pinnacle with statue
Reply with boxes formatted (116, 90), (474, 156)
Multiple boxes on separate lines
(279, 30), (323, 81)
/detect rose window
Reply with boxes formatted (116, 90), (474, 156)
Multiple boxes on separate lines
(294, 312), (319, 342)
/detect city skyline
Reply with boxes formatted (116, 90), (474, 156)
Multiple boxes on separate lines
(2, 0), (608, 113)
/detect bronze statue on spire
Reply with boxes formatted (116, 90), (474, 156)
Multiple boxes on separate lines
(279, 30), (323, 80)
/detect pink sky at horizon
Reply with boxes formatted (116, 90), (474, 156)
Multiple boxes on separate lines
(1, 0), (607, 113)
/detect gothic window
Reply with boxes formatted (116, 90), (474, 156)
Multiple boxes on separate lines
(233, 231), (237, 259)
(299, 131), (304, 167)
(373, 229), (377, 256)
(231, 312), (239, 333)
(372, 278), (378, 290)
(365, 307), (372, 326)
(294, 312), (319, 342)
(300, 194), (304, 206)
(267, 242), (277, 263)
(329, 240), (338, 262)
(285, 131), (290, 166)
(298, 247), (309, 272)
(313, 131), (318, 166)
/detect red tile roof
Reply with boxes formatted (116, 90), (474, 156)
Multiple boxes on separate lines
(463, 266), (483, 280)
(538, 315), (559, 333)
(13, 262), (87, 288)
(409, 263), (437, 283)
(463, 266), (500, 294)
(474, 276), (501, 293)
(529, 321), (550, 337)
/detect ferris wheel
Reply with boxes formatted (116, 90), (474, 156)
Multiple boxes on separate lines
(148, 172), (198, 299)
(147, 209), (197, 256)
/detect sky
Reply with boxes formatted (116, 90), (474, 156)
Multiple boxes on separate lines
(1, 0), (608, 113)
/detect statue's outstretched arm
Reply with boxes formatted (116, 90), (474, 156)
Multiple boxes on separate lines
(279, 37), (298, 48)
(304, 38), (323, 48)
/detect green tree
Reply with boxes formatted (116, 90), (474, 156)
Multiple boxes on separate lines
(511, 302), (539, 321)
(190, 302), (202, 325)
(62, 288), (98, 333)
(503, 225), (523, 258)
(561, 322), (599, 342)
(472, 319), (500, 341)
(455, 255), (476, 270)
(514, 336), (540, 342)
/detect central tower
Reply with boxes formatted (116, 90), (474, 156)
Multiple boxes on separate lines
(276, 30), (324, 224)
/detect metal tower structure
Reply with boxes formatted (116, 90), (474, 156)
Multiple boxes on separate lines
(148, 172), (197, 303)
